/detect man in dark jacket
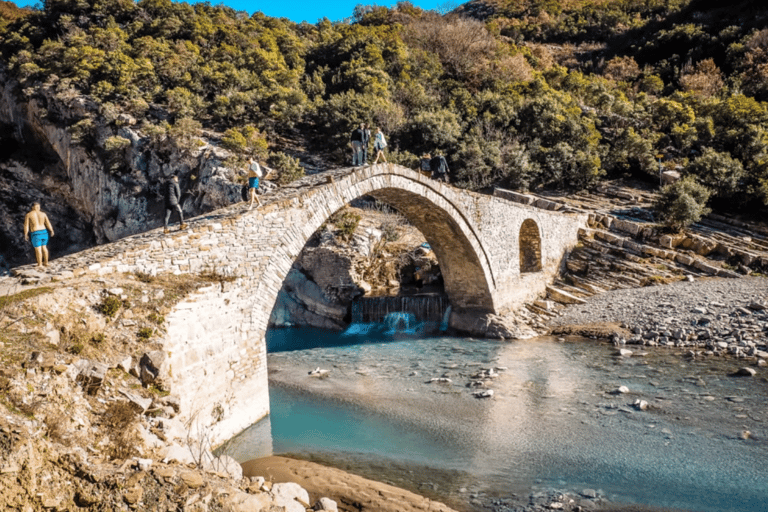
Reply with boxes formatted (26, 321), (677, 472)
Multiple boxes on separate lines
(164, 174), (187, 233)
(430, 153), (450, 183)
(350, 123), (365, 166)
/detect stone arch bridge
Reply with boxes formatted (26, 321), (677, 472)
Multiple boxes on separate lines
(21, 164), (587, 445)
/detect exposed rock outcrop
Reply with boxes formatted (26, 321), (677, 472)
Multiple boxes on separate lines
(0, 69), (241, 267)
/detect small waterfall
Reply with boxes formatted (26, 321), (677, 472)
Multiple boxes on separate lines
(350, 295), (449, 324)
(344, 295), (449, 337)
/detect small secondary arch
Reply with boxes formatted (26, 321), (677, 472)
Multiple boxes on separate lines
(519, 218), (542, 273)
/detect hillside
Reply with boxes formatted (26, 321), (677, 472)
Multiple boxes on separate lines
(1, 0), (768, 267)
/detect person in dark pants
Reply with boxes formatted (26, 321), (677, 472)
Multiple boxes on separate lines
(420, 153), (432, 176)
(164, 174), (187, 233)
(430, 153), (450, 183)
(350, 123), (365, 166)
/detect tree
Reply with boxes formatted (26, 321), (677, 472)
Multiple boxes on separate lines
(684, 147), (745, 200)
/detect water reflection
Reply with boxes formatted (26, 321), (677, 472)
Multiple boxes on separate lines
(228, 329), (768, 512)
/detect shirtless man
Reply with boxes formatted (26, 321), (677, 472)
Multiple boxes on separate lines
(246, 158), (263, 210)
(23, 202), (54, 267)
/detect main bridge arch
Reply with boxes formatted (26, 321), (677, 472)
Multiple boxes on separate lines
(300, 170), (496, 313)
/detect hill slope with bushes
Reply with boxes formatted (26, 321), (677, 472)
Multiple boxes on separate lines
(1, 0), (768, 264)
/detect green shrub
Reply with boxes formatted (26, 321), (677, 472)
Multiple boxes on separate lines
(654, 176), (712, 231)
(330, 210), (361, 241)
(96, 296), (122, 318)
(268, 151), (304, 185)
(137, 327), (153, 340)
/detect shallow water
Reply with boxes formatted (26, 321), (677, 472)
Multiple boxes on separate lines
(228, 328), (768, 512)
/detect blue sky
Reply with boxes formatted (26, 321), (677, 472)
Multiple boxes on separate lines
(10, 1), (449, 24)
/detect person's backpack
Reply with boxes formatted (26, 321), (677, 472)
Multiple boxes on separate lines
(241, 183), (249, 201)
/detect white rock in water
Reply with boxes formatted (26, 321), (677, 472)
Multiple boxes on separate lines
(612, 386), (630, 394)
(736, 367), (756, 377)
(308, 367), (329, 377)
(429, 377), (452, 384)
(634, 399), (649, 411)
(617, 349), (633, 357)
(472, 389), (494, 399)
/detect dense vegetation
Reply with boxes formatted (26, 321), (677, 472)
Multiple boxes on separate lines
(2, 0), (768, 226)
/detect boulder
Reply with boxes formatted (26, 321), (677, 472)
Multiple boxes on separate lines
(139, 351), (170, 391)
(74, 360), (109, 395)
(272, 482), (311, 512)
(314, 497), (339, 511)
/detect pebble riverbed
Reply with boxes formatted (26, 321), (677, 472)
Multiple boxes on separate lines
(548, 276), (768, 362)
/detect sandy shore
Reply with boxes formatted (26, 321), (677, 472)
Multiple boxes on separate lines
(242, 456), (462, 512)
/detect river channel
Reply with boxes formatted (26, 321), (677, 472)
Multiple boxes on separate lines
(227, 326), (768, 512)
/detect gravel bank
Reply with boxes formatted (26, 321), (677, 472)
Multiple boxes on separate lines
(548, 276), (768, 355)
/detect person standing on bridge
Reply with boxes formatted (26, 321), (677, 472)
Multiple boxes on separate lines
(430, 153), (450, 183)
(23, 202), (54, 267)
(372, 127), (388, 164)
(350, 123), (365, 166)
(163, 174), (187, 233)
(246, 158), (263, 210)
(419, 153), (432, 177)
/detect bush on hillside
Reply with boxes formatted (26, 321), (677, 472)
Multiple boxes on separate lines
(654, 176), (712, 231)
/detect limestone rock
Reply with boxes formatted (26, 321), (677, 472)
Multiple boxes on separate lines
(272, 482), (311, 512)
(74, 359), (109, 395)
(546, 286), (587, 305)
(139, 351), (170, 391)
(315, 497), (339, 511)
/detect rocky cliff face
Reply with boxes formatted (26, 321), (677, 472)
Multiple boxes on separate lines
(0, 70), (242, 267)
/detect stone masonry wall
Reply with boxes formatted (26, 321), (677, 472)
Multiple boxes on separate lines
(17, 164), (587, 445)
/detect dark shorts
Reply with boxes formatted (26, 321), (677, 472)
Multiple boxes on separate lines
(30, 229), (48, 248)
(248, 177), (259, 189)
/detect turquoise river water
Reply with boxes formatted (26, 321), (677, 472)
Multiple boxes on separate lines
(226, 326), (768, 512)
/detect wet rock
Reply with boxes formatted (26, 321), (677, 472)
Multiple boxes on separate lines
(735, 367), (756, 377)
(472, 389), (494, 399)
(633, 399), (649, 411)
(611, 386), (630, 395)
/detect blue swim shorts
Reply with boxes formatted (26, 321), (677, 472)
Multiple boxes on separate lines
(30, 229), (48, 248)
(248, 177), (259, 189)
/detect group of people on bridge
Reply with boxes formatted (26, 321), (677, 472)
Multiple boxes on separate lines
(350, 123), (388, 166)
(350, 123), (449, 183)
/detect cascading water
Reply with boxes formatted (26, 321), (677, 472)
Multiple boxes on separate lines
(344, 295), (449, 337)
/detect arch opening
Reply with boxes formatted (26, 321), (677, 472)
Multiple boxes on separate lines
(519, 219), (542, 273)
(267, 174), (497, 345)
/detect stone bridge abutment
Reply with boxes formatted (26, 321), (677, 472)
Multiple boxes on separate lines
(20, 164), (587, 445)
